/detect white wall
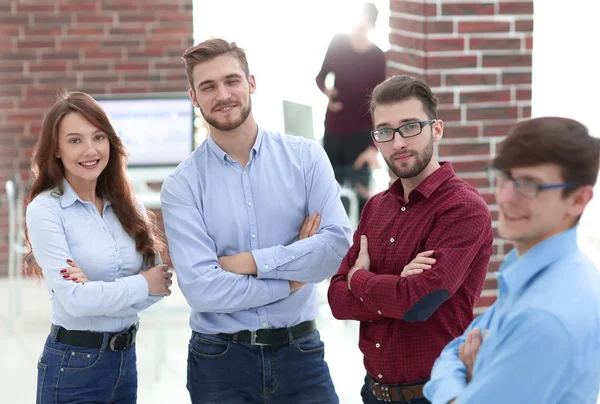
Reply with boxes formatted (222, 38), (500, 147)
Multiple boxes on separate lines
(192, 0), (389, 140)
(532, 0), (600, 255)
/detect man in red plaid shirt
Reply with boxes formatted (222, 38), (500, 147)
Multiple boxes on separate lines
(328, 75), (493, 404)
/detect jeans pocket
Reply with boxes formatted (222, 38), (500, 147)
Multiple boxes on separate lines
(63, 348), (103, 371)
(36, 360), (47, 404)
(295, 330), (325, 354)
(190, 334), (231, 359)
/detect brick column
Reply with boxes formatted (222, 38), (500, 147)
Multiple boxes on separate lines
(0, 0), (194, 276)
(388, 0), (533, 312)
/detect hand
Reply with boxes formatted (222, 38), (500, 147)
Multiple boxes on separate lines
(299, 212), (321, 240)
(327, 100), (343, 112)
(348, 235), (370, 289)
(140, 264), (173, 296)
(353, 147), (380, 171)
(218, 252), (257, 275)
(324, 87), (338, 100)
(289, 280), (307, 292)
(401, 250), (436, 278)
(458, 328), (488, 382)
(61, 259), (88, 284)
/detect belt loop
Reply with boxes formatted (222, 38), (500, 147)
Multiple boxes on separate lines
(286, 327), (295, 345)
(50, 324), (59, 343)
(100, 332), (110, 353)
(232, 332), (239, 344)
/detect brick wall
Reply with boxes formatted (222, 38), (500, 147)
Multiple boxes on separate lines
(0, 0), (194, 276)
(388, 0), (534, 312)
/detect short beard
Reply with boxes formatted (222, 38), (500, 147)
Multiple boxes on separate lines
(201, 99), (252, 131)
(385, 134), (434, 179)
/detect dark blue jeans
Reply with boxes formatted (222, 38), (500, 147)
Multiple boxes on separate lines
(361, 376), (430, 404)
(36, 328), (137, 404)
(187, 329), (339, 404)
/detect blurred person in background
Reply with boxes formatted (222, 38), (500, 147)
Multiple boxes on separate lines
(316, 1), (387, 214)
(160, 38), (352, 404)
(25, 91), (172, 404)
(425, 117), (600, 404)
(328, 75), (493, 404)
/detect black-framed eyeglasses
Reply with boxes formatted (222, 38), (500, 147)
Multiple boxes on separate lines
(488, 167), (580, 198)
(370, 120), (436, 143)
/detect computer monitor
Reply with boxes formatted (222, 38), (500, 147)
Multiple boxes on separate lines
(96, 94), (195, 167)
(95, 94), (195, 208)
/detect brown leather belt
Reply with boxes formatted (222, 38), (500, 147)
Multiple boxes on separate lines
(367, 375), (427, 402)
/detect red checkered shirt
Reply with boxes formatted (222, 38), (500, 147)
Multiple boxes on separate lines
(328, 162), (493, 384)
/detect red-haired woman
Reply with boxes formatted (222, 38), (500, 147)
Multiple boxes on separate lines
(25, 91), (173, 404)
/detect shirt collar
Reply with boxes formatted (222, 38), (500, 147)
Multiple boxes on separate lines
(499, 227), (580, 295)
(389, 162), (456, 201)
(207, 126), (264, 164)
(59, 178), (111, 210)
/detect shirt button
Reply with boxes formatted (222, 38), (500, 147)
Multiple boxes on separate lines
(243, 171), (246, 175)
(377, 310), (382, 315)
(378, 374), (383, 379)
(252, 234), (256, 239)
(376, 343), (380, 348)
(264, 265), (269, 270)
(401, 207), (406, 211)
(291, 255), (295, 259)
(390, 238), (395, 243)
(248, 201), (252, 207)
(262, 322), (268, 327)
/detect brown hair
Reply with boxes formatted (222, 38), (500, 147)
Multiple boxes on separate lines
(370, 75), (439, 120)
(493, 117), (600, 197)
(182, 38), (250, 94)
(24, 91), (167, 276)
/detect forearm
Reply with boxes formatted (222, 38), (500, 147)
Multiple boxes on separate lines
(254, 230), (349, 283)
(328, 274), (384, 321)
(109, 294), (163, 318)
(51, 274), (149, 318)
(178, 269), (291, 314)
(424, 342), (469, 404)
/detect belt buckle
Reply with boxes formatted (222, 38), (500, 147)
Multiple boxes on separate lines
(250, 331), (269, 346)
(109, 332), (130, 352)
(371, 381), (392, 402)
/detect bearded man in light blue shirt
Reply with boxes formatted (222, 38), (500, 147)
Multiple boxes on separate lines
(424, 117), (600, 404)
(160, 38), (352, 404)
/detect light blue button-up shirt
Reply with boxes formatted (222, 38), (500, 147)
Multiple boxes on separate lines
(424, 227), (600, 404)
(160, 127), (352, 334)
(26, 180), (161, 333)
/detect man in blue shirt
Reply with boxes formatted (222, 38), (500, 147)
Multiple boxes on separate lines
(424, 117), (600, 404)
(160, 38), (352, 403)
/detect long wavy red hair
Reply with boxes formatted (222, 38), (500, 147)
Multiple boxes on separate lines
(24, 91), (167, 276)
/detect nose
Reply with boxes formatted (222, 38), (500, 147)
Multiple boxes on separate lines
(390, 130), (408, 151)
(82, 138), (97, 157)
(215, 83), (231, 101)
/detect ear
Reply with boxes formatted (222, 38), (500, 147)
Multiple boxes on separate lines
(189, 88), (199, 108)
(432, 119), (444, 143)
(567, 185), (594, 219)
(248, 74), (256, 95)
(55, 151), (60, 159)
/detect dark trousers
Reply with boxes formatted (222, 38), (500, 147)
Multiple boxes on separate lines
(187, 329), (338, 404)
(323, 130), (373, 215)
